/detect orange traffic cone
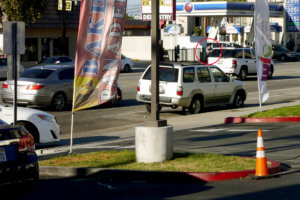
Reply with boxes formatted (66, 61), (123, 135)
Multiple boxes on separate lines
(255, 129), (269, 176)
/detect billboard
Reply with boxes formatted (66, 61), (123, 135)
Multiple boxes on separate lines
(286, 0), (300, 32)
(142, 0), (175, 21)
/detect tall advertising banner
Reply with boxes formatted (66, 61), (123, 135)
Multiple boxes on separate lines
(254, 0), (271, 106)
(73, 0), (127, 112)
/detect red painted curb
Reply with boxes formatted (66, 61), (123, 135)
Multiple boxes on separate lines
(187, 158), (281, 182)
(224, 117), (300, 124)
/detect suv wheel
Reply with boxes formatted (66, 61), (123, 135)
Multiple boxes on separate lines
(232, 91), (245, 108)
(145, 103), (162, 113)
(189, 98), (202, 114)
(238, 67), (247, 81)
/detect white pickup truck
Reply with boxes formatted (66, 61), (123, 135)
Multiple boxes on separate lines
(208, 47), (274, 80)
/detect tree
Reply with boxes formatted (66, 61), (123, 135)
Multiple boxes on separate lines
(1, 0), (48, 24)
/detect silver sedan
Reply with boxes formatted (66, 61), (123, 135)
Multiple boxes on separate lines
(1, 65), (122, 111)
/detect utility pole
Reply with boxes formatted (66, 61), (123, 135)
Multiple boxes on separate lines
(62, 0), (67, 55)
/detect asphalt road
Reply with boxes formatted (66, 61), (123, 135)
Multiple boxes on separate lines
(52, 60), (300, 139)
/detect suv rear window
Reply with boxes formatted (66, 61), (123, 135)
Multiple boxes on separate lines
(21, 68), (54, 79)
(143, 67), (178, 82)
(210, 49), (244, 58)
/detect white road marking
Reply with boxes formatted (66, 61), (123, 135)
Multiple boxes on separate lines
(227, 129), (269, 132)
(191, 128), (227, 132)
(191, 129), (269, 132)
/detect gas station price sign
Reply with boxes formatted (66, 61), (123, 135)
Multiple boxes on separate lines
(286, 0), (300, 32)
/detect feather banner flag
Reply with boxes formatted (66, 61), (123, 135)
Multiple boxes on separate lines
(254, 0), (272, 106)
(72, 0), (127, 112)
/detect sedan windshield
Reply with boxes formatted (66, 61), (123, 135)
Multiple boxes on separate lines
(21, 69), (54, 79)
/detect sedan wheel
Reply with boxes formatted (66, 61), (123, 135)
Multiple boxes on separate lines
(51, 93), (66, 111)
(280, 55), (287, 61)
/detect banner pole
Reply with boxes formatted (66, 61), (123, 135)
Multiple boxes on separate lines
(69, 112), (74, 155)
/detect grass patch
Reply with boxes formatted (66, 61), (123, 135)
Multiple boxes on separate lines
(243, 105), (300, 118)
(39, 150), (256, 172)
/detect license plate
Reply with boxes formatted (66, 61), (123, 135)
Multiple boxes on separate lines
(10, 85), (24, 92)
(0, 148), (7, 162)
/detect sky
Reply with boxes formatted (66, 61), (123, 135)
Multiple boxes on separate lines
(127, 0), (142, 16)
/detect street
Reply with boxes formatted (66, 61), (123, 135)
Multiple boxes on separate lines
(16, 60), (300, 141)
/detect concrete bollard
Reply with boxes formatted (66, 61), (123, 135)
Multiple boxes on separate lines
(135, 125), (173, 163)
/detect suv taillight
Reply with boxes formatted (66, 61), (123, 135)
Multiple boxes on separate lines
(19, 133), (35, 153)
(232, 59), (237, 68)
(2, 83), (8, 89)
(177, 86), (183, 96)
(137, 83), (140, 92)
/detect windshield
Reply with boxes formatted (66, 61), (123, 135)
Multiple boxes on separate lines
(143, 67), (178, 82)
(21, 68), (54, 79)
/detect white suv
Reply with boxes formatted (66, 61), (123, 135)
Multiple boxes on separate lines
(207, 47), (274, 80)
(136, 63), (247, 114)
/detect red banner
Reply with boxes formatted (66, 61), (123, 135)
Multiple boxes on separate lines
(73, 0), (127, 112)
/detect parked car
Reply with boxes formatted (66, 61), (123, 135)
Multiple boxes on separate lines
(0, 124), (39, 187)
(0, 58), (24, 79)
(207, 47), (274, 80)
(1, 65), (122, 111)
(121, 54), (134, 72)
(0, 104), (60, 144)
(136, 63), (247, 114)
(36, 56), (74, 65)
(272, 44), (297, 61)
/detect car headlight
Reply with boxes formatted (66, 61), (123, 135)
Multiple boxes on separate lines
(37, 114), (56, 123)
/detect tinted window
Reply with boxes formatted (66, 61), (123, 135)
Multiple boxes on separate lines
(21, 68), (54, 79)
(37, 57), (56, 64)
(0, 127), (25, 140)
(210, 49), (236, 58)
(251, 49), (256, 59)
(59, 57), (72, 63)
(58, 68), (74, 80)
(234, 49), (243, 58)
(0, 59), (7, 66)
(183, 67), (195, 83)
(211, 67), (228, 82)
(244, 49), (252, 59)
(143, 67), (178, 82)
(197, 67), (211, 83)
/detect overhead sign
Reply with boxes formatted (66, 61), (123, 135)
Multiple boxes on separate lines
(286, 0), (300, 32)
(142, 0), (175, 21)
(58, 0), (73, 11)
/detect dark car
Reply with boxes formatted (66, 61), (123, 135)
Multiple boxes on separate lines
(0, 125), (39, 187)
(272, 45), (297, 61)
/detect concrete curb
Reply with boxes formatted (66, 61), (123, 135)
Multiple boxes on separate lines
(39, 158), (281, 182)
(224, 117), (300, 124)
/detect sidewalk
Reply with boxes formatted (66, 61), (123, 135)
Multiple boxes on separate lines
(38, 99), (300, 181)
